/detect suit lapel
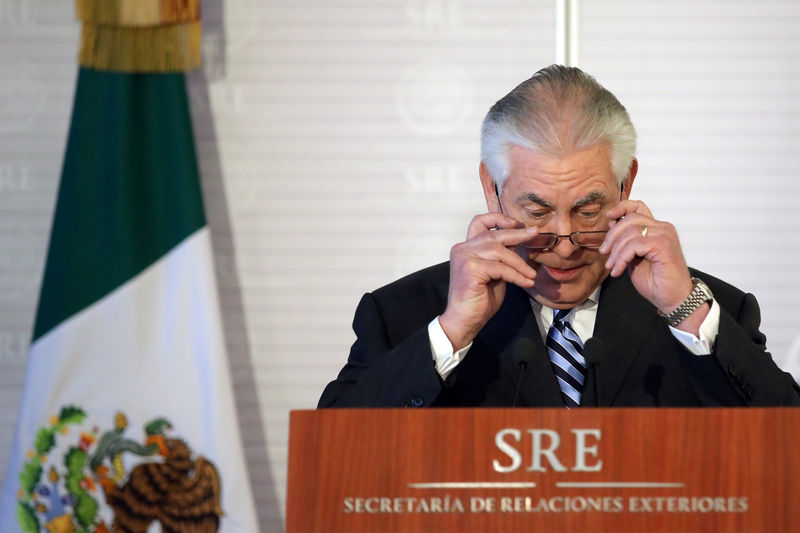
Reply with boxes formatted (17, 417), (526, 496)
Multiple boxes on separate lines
(474, 283), (563, 407)
(589, 274), (660, 406)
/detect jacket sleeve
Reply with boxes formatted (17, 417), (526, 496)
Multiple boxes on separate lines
(710, 292), (800, 406)
(317, 292), (445, 408)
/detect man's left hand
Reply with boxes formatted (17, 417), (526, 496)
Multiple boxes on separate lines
(599, 200), (706, 332)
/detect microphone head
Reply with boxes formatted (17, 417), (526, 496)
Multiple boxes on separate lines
(644, 366), (665, 396)
(582, 337), (605, 367)
(582, 337), (605, 407)
(512, 337), (537, 367)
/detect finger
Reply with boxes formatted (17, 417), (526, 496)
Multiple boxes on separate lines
(467, 212), (523, 239)
(604, 216), (685, 275)
(471, 257), (537, 289)
(603, 220), (654, 273)
(453, 234), (538, 280)
(484, 224), (541, 247)
(599, 213), (654, 254)
(605, 199), (654, 221)
(472, 237), (539, 279)
(604, 234), (663, 277)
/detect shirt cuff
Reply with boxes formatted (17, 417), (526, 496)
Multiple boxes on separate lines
(428, 316), (473, 379)
(668, 299), (720, 355)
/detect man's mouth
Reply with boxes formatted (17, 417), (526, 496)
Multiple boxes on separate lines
(543, 265), (583, 281)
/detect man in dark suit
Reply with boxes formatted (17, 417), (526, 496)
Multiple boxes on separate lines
(319, 65), (800, 408)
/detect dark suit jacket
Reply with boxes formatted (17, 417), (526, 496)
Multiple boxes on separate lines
(318, 262), (800, 408)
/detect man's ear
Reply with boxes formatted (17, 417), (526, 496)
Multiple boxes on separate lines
(620, 157), (638, 200)
(479, 162), (501, 213)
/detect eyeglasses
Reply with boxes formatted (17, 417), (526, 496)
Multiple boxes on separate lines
(493, 184), (613, 250)
(519, 231), (608, 250)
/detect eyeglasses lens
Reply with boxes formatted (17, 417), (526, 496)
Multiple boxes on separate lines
(572, 231), (606, 248)
(520, 234), (559, 249)
(519, 231), (607, 249)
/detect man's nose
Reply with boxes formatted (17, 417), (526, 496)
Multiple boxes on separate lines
(550, 221), (578, 257)
(551, 234), (578, 257)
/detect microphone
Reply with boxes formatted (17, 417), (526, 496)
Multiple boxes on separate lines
(512, 338), (536, 407)
(582, 338), (604, 407)
(644, 366), (665, 406)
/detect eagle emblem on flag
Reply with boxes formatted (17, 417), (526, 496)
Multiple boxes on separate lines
(16, 406), (222, 533)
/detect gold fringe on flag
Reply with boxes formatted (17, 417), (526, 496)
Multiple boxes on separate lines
(75, 0), (201, 73)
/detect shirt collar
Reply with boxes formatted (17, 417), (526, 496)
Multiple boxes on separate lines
(532, 284), (602, 322)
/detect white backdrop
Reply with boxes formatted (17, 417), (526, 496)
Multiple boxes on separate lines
(1, 1), (798, 531)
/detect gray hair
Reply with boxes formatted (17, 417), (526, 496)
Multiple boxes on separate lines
(481, 65), (636, 190)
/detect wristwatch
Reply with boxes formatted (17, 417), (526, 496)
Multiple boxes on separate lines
(661, 277), (714, 327)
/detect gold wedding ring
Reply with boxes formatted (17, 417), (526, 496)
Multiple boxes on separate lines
(641, 225), (648, 237)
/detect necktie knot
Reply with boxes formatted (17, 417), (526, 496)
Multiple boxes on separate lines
(553, 309), (572, 323)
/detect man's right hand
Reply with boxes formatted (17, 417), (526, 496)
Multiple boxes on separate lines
(438, 213), (539, 351)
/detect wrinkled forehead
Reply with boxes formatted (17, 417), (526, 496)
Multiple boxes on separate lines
(502, 145), (618, 206)
(513, 190), (611, 210)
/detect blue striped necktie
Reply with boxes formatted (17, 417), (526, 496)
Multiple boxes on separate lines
(546, 309), (587, 407)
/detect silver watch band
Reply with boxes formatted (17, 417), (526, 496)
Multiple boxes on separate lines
(661, 277), (714, 327)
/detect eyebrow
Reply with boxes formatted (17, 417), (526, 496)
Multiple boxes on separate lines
(516, 193), (553, 209)
(515, 191), (608, 210)
(572, 191), (608, 209)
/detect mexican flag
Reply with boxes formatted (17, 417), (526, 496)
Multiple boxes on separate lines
(0, 3), (259, 532)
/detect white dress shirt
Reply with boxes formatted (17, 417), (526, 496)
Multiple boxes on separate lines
(429, 286), (721, 380)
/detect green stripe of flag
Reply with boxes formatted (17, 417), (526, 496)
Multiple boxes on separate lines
(33, 67), (206, 341)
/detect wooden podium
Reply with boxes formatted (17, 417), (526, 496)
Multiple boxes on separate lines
(287, 408), (800, 532)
